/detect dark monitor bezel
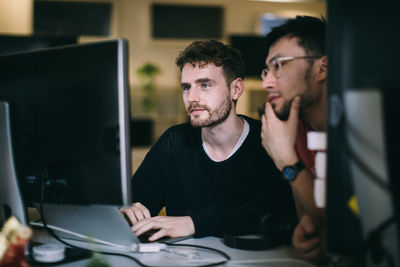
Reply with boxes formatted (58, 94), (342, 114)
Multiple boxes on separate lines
(0, 39), (132, 210)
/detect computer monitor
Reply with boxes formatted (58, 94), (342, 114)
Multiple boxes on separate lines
(0, 34), (77, 56)
(326, 1), (400, 265)
(0, 39), (136, 246)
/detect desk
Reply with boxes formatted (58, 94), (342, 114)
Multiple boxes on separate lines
(31, 232), (315, 267)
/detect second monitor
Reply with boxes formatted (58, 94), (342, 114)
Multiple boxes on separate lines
(0, 39), (136, 247)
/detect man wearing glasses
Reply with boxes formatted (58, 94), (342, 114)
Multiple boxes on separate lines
(260, 16), (328, 264)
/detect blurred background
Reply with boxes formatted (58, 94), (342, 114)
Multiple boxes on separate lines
(0, 0), (326, 171)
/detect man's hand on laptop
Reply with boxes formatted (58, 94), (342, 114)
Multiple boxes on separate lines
(132, 216), (195, 242)
(120, 202), (151, 225)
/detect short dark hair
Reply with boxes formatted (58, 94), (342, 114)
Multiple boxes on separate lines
(265, 16), (326, 57)
(175, 40), (245, 86)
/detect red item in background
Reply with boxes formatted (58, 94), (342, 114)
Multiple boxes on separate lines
(0, 217), (32, 267)
(0, 235), (30, 267)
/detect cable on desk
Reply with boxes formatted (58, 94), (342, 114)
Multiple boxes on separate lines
(30, 221), (134, 252)
(32, 220), (230, 266)
(229, 258), (315, 267)
(35, 175), (230, 267)
(164, 243), (230, 266)
(104, 244), (230, 267)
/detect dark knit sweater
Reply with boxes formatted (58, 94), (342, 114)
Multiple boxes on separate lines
(131, 115), (295, 238)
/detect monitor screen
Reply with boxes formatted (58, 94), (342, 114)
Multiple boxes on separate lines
(0, 39), (131, 208)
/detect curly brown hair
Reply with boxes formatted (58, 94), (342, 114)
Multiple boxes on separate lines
(176, 40), (245, 86)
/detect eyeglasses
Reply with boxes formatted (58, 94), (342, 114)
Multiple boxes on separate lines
(261, 56), (321, 79)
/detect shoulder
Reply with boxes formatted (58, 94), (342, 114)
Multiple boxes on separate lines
(239, 114), (261, 126)
(161, 123), (195, 138)
(156, 122), (200, 148)
(234, 115), (264, 149)
(238, 114), (261, 133)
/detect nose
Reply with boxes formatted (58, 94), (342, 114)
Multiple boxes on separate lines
(261, 71), (275, 91)
(186, 87), (200, 102)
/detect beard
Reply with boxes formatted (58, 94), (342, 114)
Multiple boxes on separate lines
(273, 91), (313, 121)
(273, 64), (313, 121)
(273, 100), (291, 121)
(187, 92), (232, 128)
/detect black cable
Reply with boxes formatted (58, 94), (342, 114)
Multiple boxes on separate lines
(38, 170), (91, 252)
(100, 243), (230, 267)
(340, 119), (390, 192)
(367, 216), (396, 267)
(36, 174), (230, 267)
(339, 113), (395, 265)
(334, 109), (397, 266)
(167, 243), (231, 266)
(351, 216), (396, 267)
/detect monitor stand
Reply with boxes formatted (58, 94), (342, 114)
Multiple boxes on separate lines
(0, 102), (28, 226)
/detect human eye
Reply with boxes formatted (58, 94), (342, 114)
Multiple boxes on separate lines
(274, 58), (293, 72)
(181, 84), (190, 91)
(201, 82), (212, 90)
(277, 57), (292, 66)
(270, 60), (282, 73)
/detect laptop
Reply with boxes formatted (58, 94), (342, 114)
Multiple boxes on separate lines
(31, 204), (139, 249)
(31, 204), (193, 248)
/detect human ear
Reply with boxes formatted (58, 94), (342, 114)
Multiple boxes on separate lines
(230, 78), (244, 101)
(317, 56), (328, 80)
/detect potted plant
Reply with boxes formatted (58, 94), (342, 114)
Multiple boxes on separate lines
(136, 62), (161, 113)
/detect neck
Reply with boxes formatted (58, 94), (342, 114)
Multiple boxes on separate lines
(201, 111), (244, 161)
(303, 84), (327, 131)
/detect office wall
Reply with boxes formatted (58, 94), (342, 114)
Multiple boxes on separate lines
(0, 0), (33, 34)
(0, 0), (326, 92)
(112, 0), (326, 89)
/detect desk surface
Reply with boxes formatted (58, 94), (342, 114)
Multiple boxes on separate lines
(31, 233), (315, 267)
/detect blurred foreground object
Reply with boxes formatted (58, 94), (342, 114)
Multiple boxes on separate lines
(0, 216), (32, 267)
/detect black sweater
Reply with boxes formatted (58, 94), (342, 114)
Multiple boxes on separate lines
(131, 115), (295, 237)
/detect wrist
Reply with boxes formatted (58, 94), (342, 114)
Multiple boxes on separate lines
(185, 216), (195, 235)
(281, 161), (305, 182)
(277, 155), (299, 171)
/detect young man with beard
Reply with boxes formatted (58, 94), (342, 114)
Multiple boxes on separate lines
(260, 16), (327, 263)
(121, 40), (295, 242)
